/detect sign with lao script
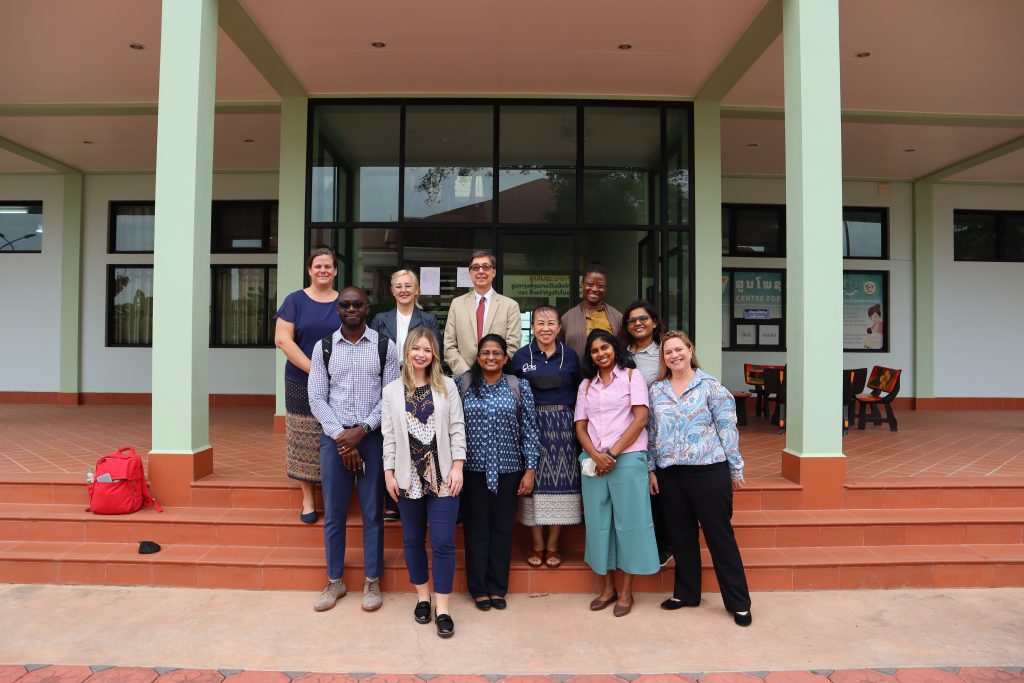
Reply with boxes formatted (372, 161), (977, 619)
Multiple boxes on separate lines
(504, 274), (571, 299)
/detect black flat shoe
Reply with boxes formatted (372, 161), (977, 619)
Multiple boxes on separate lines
(435, 611), (455, 639)
(299, 510), (318, 524)
(473, 598), (492, 611)
(413, 600), (431, 624)
(660, 597), (699, 610)
(489, 597), (507, 610)
(734, 610), (753, 627)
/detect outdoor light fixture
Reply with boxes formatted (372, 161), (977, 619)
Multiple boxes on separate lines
(618, 43), (632, 50)
(904, 148), (916, 153)
(243, 139), (255, 143)
(0, 208), (28, 214)
(83, 140), (94, 144)
(747, 143), (759, 148)
(129, 43), (145, 50)
(371, 42), (386, 48)
(855, 51), (871, 58)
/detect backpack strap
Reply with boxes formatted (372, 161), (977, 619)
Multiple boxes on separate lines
(506, 374), (521, 407)
(378, 336), (389, 381)
(459, 373), (472, 399)
(321, 333), (334, 383)
(140, 479), (163, 513)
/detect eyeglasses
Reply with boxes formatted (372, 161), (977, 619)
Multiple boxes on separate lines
(338, 300), (366, 310)
(626, 314), (651, 325)
(469, 264), (494, 272)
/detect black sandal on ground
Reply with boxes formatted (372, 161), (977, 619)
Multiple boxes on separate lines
(435, 611), (455, 638)
(414, 600), (431, 624)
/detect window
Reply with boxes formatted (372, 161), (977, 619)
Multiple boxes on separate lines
(211, 266), (277, 347)
(212, 201), (278, 253)
(954, 210), (1024, 262)
(0, 202), (43, 253)
(721, 205), (785, 256)
(107, 265), (154, 346)
(109, 201), (155, 253)
(843, 207), (887, 259)
(498, 105), (576, 224)
(721, 269), (785, 350)
(582, 106), (660, 225)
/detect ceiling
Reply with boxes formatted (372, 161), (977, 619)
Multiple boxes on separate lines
(0, 0), (1020, 181)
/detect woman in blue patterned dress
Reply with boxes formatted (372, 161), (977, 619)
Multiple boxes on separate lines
(460, 333), (541, 611)
(647, 331), (752, 626)
(511, 305), (582, 569)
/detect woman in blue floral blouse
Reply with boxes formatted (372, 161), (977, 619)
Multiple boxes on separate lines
(459, 333), (540, 611)
(647, 331), (752, 627)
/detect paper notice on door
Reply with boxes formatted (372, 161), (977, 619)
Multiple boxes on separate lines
(419, 267), (441, 296)
(456, 267), (473, 288)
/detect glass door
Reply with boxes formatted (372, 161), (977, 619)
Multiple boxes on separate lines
(498, 231), (575, 348)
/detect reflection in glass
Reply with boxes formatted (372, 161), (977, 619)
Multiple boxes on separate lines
(583, 107), (660, 225)
(310, 106), (400, 222)
(110, 266), (154, 345)
(666, 108), (690, 225)
(733, 207), (782, 255)
(666, 231), (690, 333)
(502, 233), (574, 346)
(499, 106), (576, 224)
(351, 229), (399, 318)
(576, 229), (653, 308)
(953, 213), (998, 261)
(842, 208), (884, 258)
(213, 266), (275, 346)
(405, 106), (493, 222)
(400, 228), (493, 329)
(0, 203), (43, 252)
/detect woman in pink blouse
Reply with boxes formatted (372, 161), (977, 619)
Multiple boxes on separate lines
(574, 329), (660, 617)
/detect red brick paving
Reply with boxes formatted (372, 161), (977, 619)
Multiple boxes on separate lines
(1, 668), (1022, 683)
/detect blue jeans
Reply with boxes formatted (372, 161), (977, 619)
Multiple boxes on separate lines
(319, 430), (384, 581)
(397, 494), (460, 594)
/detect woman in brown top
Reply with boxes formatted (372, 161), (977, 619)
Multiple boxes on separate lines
(560, 261), (623, 359)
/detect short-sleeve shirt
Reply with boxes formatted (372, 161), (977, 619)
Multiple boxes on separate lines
(574, 365), (649, 454)
(511, 340), (582, 406)
(630, 342), (660, 387)
(275, 290), (339, 382)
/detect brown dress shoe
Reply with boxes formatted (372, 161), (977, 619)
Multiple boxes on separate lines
(613, 597), (634, 617)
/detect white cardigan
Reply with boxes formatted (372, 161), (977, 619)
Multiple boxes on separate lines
(381, 375), (467, 490)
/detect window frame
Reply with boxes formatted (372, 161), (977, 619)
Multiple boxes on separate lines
(210, 200), (279, 254)
(953, 209), (1024, 262)
(209, 264), (278, 348)
(0, 200), (44, 254)
(107, 200), (156, 254)
(105, 264), (155, 347)
(721, 267), (786, 351)
(842, 206), (889, 260)
(721, 203), (786, 257)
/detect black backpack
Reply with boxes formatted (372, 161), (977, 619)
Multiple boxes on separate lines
(321, 332), (390, 384)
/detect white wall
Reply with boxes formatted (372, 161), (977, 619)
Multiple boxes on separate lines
(78, 173), (279, 394)
(718, 178), (915, 396)
(932, 183), (1024, 397)
(0, 175), (64, 391)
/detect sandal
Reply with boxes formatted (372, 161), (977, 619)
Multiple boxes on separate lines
(544, 550), (562, 568)
(526, 549), (544, 568)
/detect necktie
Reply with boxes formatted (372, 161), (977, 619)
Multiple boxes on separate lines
(476, 296), (486, 341)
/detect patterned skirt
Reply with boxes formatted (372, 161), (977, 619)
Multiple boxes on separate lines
(285, 375), (321, 483)
(518, 404), (582, 526)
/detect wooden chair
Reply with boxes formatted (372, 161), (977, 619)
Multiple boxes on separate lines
(744, 363), (784, 419)
(762, 366), (786, 432)
(856, 366), (901, 432)
(842, 368), (868, 435)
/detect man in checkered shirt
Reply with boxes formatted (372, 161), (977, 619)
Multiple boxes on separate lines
(308, 286), (400, 613)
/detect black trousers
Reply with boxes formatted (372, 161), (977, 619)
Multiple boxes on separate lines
(658, 461), (751, 612)
(461, 469), (522, 599)
(651, 493), (670, 557)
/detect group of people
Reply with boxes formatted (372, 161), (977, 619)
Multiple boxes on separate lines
(274, 248), (752, 639)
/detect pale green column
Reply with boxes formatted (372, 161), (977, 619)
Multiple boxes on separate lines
(693, 100), (723, 377)
(912, 181), (935, 399)
(59, 172), (83, 397)
(275, 97), (309, 420)
(783, 0), (844, 463)
(151, 0), (218, 456)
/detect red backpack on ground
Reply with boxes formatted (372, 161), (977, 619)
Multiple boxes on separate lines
(87, 446), (163, 514)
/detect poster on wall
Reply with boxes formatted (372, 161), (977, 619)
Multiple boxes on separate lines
(843, 271), (888, 351)
(732, 271), (783, 319)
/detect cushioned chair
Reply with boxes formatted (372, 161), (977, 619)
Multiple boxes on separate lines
(744, 363), (784, 419)
(842, 368), (868, 436)
(856, 366), (901, 432)
(762, 366), (786, 433)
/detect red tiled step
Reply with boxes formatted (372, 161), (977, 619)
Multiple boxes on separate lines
(844, 477), (1024, 509)
(1, 540), (1021, 592)
(1, 503), (1020, 550)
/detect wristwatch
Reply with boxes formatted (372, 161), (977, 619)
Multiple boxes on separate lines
(359, 423), (371, 434)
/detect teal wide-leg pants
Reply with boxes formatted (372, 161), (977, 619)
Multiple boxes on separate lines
(580, 451), (660, 576)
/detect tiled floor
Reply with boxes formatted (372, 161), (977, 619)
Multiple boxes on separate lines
(1, 404), (1022, 480)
